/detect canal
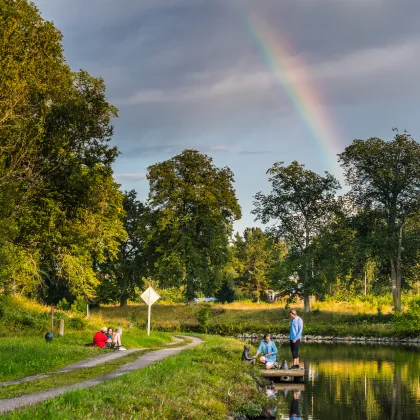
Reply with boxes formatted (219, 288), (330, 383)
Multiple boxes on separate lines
(255, 341), (420, 419)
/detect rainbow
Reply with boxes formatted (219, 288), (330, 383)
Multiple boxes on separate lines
(241, 10), (342, 169)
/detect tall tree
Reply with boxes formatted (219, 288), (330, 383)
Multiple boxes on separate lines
(0, 1), (126, 300)
(231, 227), (284, 303)
(98, 190), (148, 306)
(253, 161), (340, 311)
(339, 131), (420, 311)
(146, 150), (241, 301)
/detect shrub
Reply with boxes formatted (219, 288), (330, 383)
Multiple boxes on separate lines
(197, 305), (211, 333)
(66, 316), (87, 330)
(70, 297), (88, 315)
(57, 298), (71, 311)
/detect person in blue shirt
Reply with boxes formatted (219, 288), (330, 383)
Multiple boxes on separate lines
(254, 333), (279, 370)
(289, 309), (303, 370)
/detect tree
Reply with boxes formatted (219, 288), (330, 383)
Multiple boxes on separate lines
(231, 227), (283, 303)
(253, 161), (340, 311)
(98, 190), (148, 306)
(339, 131), (420, 311)
(146, 150), (241, 301)
(0, 1), (126, 300)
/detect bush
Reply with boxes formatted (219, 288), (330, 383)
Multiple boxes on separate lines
(197, 305), (211, 333)
(393, 297), (420, 336)
(57, 298), (71, 311)
(66, 316), (87, 330)
(70, 297), (88, 315)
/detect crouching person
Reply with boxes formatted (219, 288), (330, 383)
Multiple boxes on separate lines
(254, 334), (279, 370)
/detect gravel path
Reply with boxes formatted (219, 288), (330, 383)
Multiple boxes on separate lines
(0, 349), (143, 388)
(0, 336), (202, 414)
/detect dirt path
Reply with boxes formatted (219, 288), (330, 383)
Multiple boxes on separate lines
(0, 336), (202, 414)
(0, 349), (143, 388)
(0, 335), (184, 388)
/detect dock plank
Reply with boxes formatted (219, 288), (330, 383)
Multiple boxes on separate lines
(261, 369), (305, 377)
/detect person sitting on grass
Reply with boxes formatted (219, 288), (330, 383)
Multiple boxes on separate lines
(93, 327), (108, 348)
(112, 327), (126, 351)
(105, 327), (115, 349)
(254, 333), (279, 370)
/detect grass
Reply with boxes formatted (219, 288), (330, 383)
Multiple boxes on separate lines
(2, 336), (272, 420)
(0, 295), (176, 382)
(0, 351), (144, 400)
(93, 299), (403, 338)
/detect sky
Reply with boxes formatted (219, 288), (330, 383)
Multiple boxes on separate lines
(34, 0), (420, 233)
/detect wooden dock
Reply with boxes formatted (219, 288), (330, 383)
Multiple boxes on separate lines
(261, 369), (305, 378)
(274, 383), (305, 391)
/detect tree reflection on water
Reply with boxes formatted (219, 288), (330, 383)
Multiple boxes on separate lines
(270, 342), (419, 419)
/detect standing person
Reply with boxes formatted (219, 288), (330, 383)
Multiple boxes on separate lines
(254, 333), (279, 370)
(289, 310), (303, 369)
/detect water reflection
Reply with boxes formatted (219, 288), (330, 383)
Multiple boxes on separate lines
(255, 342), (420, 419)
(289, 391), (301, 419)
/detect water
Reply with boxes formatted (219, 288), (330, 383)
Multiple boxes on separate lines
(252, 341), (420, 419)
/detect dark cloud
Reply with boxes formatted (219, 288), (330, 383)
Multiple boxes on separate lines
(34, 0), (420, 173)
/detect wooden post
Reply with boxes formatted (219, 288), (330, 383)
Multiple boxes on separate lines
(86, 304), (89, 318)
(59, 319), (65, 336)
(51, 306), (54, 331)
(147, 288), (151, 337)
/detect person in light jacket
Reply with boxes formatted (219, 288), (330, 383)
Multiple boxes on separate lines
(254, 333), (279, 370)
(289, 309), (303, 369)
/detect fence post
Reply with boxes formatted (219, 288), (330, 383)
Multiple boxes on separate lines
(86, 304), (90, 318)
(59, 319), (65, 336)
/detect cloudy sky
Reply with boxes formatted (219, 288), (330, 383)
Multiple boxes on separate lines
(35, 0), (420, 232)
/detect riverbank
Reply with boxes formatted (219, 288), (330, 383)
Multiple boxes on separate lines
(1, 336), (274, 420)
(237, 333), (420, 345)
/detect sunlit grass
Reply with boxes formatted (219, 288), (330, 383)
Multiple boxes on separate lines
(2, 336), (272, 420)
(0, 329), (173, 382)
(0, 351), (143, 400)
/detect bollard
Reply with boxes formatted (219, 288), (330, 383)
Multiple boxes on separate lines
(59, 319), (64, 336)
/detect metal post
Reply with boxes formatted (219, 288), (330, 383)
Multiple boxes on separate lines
(51, 306), (54, 331)
(147, 289), (151, 336)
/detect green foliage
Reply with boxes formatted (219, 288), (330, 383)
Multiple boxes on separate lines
(157, 286), (186, 304)
(70, 297), (88, 315)
(97, 190), (148, 306)
(215, 276), (236, 303)
(253, 161), (340, 310)
(0, 0), (126, 302)
(56, 298), (71, 311)
(146, 149), (241, 300)
(230, 227), (285, 303)
(393, 296), (420, 336)
(197, 305), (211, 333)
(339, 131), (420, 311)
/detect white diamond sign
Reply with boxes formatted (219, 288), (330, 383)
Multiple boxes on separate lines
(141, 286), (160, 306)
(140, 286), (160, 336)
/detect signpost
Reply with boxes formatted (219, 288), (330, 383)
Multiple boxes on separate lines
(140, 286), (160, 336)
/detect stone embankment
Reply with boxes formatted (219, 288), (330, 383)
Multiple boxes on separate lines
(237, 333), (420, 345)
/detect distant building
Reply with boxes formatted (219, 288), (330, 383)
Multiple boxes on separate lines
(267, 290), (279, 301)
(194, 297), (217, 303)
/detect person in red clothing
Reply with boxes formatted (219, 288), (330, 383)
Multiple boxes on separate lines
(93, 327), (108, 348)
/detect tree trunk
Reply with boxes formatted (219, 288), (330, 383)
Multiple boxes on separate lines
(390, 221), (404, 312)
(186, 274), (195, 304)
(303, 225), (311, 313)
(304, 290), (310, 313)
(120, 293), (128, 307)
